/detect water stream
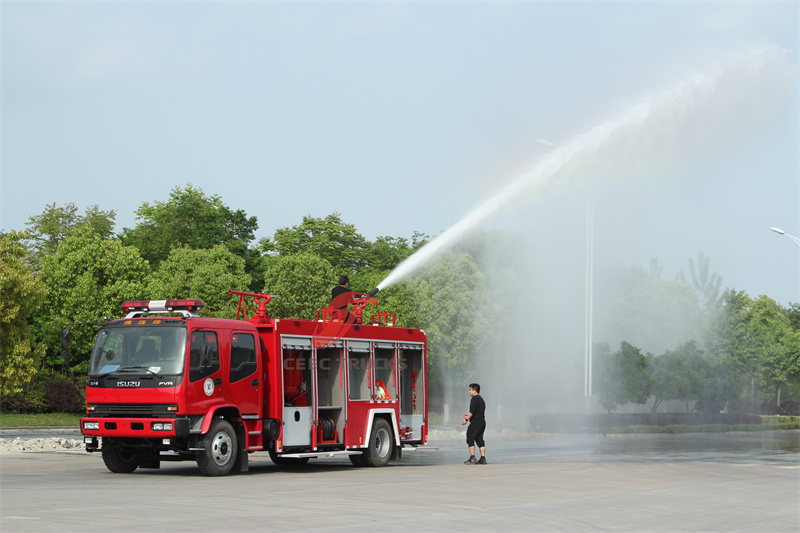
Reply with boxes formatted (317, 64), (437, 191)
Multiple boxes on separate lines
(377, 47), (794, 292)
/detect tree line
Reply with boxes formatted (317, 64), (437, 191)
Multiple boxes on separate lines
(1, 184), (483, 409)
(1, 184), (799, 415)
(594, 291), (800, 415)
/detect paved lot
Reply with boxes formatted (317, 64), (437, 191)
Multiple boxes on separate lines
(1, 435), (798, 532)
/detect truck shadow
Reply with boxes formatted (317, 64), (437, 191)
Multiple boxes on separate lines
(122, 459), (437, 477)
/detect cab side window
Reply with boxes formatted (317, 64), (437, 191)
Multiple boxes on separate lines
(190, 331), (219, 382)
(230, 333), (257, 383)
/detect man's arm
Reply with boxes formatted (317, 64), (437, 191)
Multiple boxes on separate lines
(462, 396), (476, 424)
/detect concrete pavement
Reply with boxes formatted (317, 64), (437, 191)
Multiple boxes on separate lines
(1, 447), (798, 532)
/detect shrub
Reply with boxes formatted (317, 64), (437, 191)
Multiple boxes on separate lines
(780, 398), (800, 416)
(45, 381), (84, 413)
(759, 402), (783, 415)
(0, 396), (46, 414)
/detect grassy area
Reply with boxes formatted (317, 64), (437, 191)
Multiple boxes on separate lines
(1, 413), (82, 428)
(2, 413), (798, 432)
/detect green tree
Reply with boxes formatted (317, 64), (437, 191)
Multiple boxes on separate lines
(693, 353), (741, 414)
(262, 253), (336, 319)
(0, 231), (47, 395)
(682, 253), (724, 310)
(648, 341), (704, 413)
(595, 341), (655, 413)
(260, 213), (367, 272)
(362, 232), (430, 272)
(707, 290), (763, 403)
(787, 302), (800, 331)
(35, 226), (149, 372)
(121, 184), (258, 266)
(748, 295), (797, 405)
(613, 277), (703, 355)
(147, 245), (251, 319)
(26, 203), (116, 263)
(407, 251), (485, 396)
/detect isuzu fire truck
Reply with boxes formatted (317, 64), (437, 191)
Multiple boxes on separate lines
(77, 290), (428, 476)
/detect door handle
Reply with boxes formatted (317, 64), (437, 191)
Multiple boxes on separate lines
(214, 378), (222, 386)
(251, 378), (259, 386)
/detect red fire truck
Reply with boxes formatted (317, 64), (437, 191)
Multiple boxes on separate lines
(78, 290), (428, 476)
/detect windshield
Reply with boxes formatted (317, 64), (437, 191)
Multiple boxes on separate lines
(89, 324), (188, 376)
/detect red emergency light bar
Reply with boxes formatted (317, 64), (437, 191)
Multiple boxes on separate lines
(121, 299), (204, 314)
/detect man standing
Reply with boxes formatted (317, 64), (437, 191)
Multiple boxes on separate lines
(331, 275), (352, 302)
(462, 383), (486, 464)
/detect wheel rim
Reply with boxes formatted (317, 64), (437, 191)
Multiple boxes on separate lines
(210, 431), (233, 466)
(374, 427), (391, 458)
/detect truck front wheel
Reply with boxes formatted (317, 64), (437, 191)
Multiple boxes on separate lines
(197, 419), (238, 476)
(102, 444), (141, 473)
(364, 418), (393, 467)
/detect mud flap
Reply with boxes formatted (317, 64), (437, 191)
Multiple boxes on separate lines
(233, 424), (249, 473)
(391, 445), (402, 461)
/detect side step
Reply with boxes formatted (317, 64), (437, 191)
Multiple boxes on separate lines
(401, 445), (439, 452)
(279, 450), (362, 459)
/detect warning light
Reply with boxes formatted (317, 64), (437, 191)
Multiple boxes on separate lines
(121, 299), (204, 317)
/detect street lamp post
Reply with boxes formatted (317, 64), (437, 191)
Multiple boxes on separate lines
(770, 227), (800, 303)
(585, 196), (594, 415)
(770, 227), (800, 247)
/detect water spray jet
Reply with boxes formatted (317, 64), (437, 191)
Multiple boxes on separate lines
(375, 47), (794, 293)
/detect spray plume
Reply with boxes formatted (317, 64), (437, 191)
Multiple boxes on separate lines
(377, 47), (795, 291)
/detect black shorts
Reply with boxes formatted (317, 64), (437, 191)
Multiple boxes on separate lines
(466, 419), (486, 447)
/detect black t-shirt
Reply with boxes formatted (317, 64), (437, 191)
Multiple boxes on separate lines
(331, 285), (354, 309)
(331, 285), (351, 300)
(469, 394), (485, 422)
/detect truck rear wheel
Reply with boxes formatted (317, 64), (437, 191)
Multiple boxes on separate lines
(197, 419), (238, 476)
(102, 444), (141, 473)
(364, 418), (393, 467)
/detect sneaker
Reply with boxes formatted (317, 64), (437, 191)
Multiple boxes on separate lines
(463, 456), (476, 464)
(476, 457), (487, 465)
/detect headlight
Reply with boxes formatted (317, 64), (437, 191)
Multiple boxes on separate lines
(83, 421), (100, 431)
(151, 422), (173, 431)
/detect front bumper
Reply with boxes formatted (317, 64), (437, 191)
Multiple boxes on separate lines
(81, 417), (190, 439)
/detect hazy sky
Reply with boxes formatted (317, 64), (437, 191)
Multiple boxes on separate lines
(2, 2), (798, 305)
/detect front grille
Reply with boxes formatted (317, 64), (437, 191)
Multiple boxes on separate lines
(90, 404), (172, 418)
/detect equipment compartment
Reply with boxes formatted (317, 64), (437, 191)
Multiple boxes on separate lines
(399, 344), (425, 441)
(316, 346), (344, 444)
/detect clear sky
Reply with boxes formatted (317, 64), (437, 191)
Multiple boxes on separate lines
(2, 2), (799, 305)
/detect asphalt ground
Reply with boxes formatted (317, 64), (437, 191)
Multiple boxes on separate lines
(1, 431), (798, 532)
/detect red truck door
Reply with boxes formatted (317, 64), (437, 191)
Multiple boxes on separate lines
(227, 331), (260, 416)
(187, 330), (223, 410)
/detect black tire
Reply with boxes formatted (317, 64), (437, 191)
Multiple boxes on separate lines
(349, 452), (366, 467)
(268, 448), (309, 466)
(197, 419), (238, 476)
(364, 418), (393, 467)
(101, 444), (141, 473)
